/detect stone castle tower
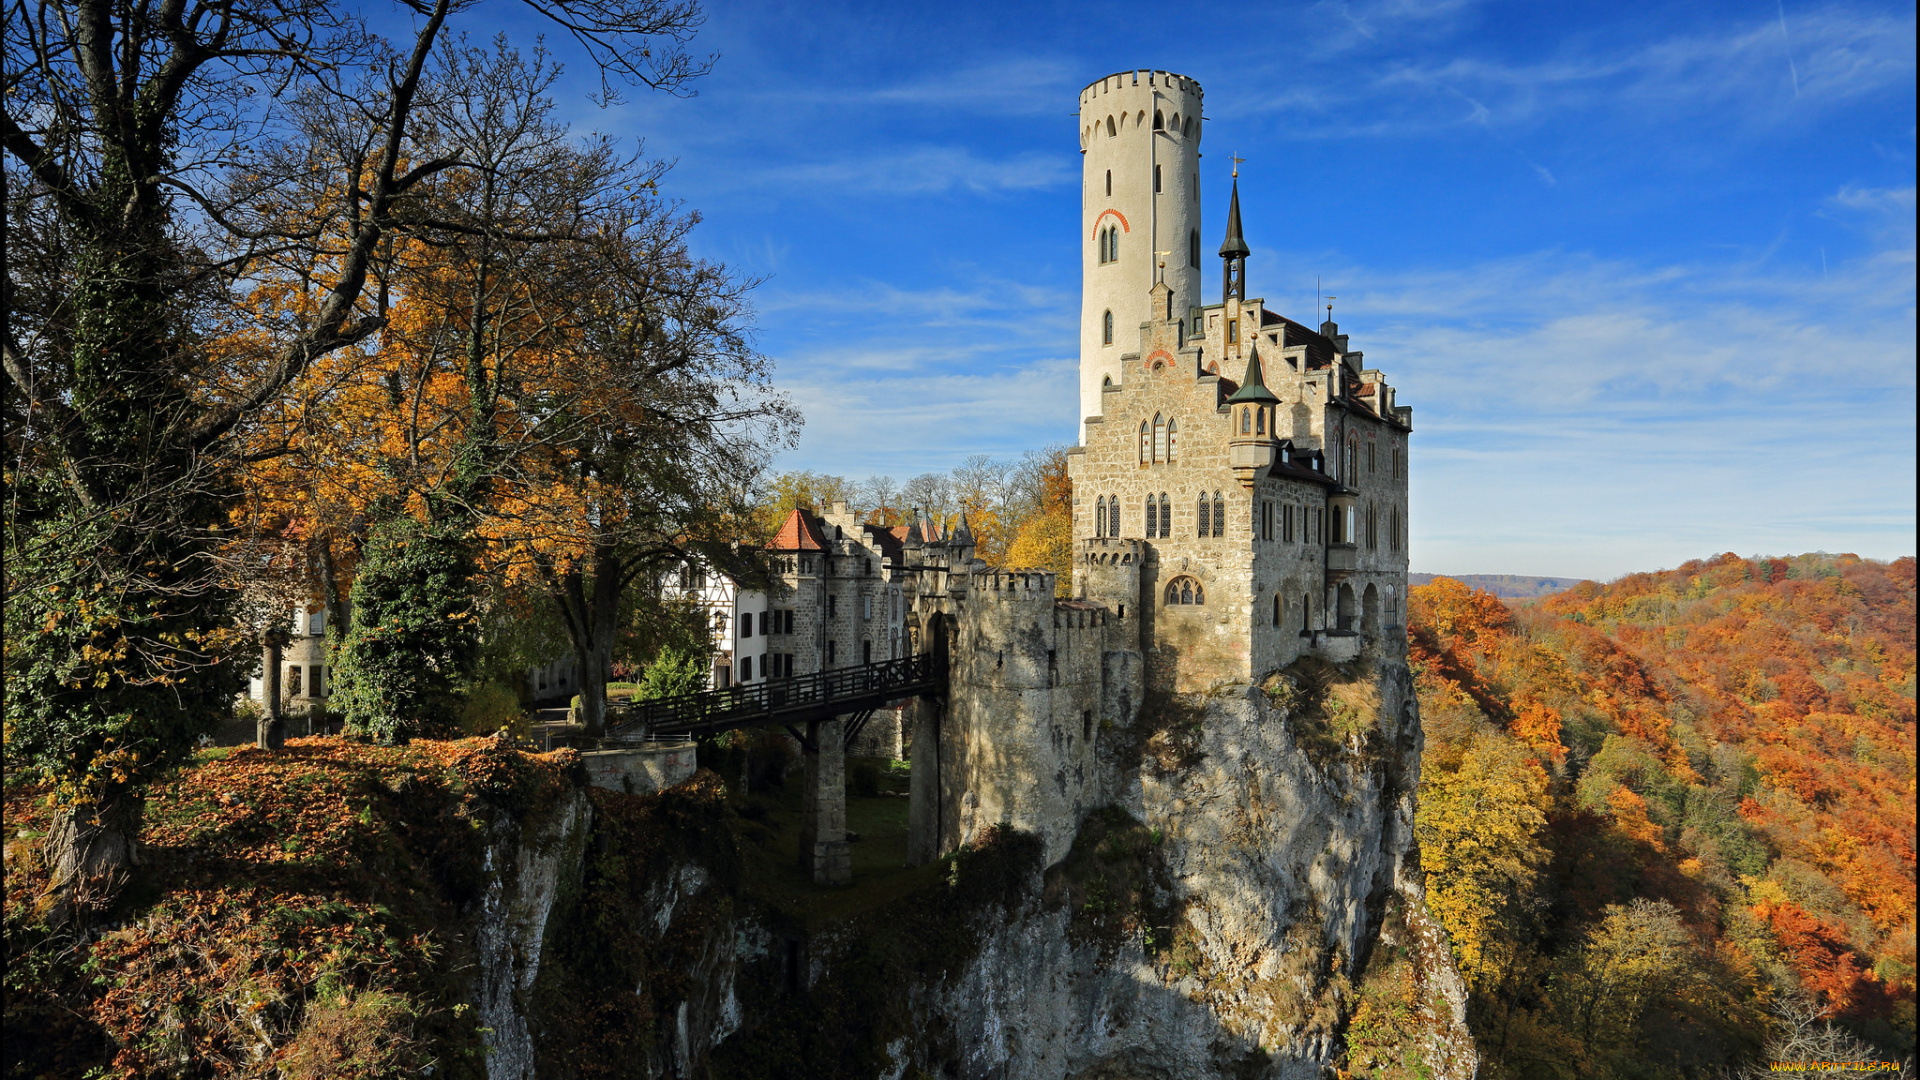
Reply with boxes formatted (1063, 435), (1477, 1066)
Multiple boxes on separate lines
(903, 69), (1414, 867)
(1069, 71), (1413, 693)
(1078, 71), (1204, 433)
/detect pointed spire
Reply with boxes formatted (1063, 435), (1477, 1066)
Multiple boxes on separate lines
(1226, 345), (1280, 405)
(953, 513), (974, 545)
(1218, 177), (1250, 260)
(904, 510), (924, 548)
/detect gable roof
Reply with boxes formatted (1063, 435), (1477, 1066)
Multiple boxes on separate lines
(769, 508), (832, 552)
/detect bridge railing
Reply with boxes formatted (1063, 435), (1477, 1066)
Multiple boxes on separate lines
(603, 653), (939, 741)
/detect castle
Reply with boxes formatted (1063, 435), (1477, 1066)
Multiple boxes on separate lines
(766, 70), (1416, 883)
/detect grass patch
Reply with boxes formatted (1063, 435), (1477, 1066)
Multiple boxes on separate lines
(1264, 656), (1386, 766)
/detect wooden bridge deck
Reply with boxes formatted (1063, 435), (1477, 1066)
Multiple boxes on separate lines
(603, 654), (943, 747)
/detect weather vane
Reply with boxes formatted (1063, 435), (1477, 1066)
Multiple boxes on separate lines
(1231, 153), (1246, 178)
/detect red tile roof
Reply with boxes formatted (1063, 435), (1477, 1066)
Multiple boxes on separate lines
(769, 508), (831, 551)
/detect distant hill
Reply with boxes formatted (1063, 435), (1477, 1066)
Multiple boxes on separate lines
(1406, 572), (1583, 598)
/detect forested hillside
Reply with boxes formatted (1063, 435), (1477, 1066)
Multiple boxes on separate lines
(1409, 553), (1915, 1076)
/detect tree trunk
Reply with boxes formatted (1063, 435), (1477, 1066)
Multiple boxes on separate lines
(552, 543), (627, 739)
(45, 797), (141, 928)
(259, 637), (287, 749)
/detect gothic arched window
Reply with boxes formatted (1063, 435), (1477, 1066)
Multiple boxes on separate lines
(1166, 419), (1178, 462)
(1197, 492), (1210, 537)
(1144, 494), (1157, 538)
(1212, 491), (1225, 537)
(1273, 593), (1282, 627)
(1158, 493), (1171, 537)
(1095, 496), (1107, 537)
(1163, 576), (1204, 606)
(1108, 495), (1120, 538)
(1152, 413), (1165, 462)
(1256, 408), (1266, 435)
(1241, 407), (1251, 435)
(1104, 309), (1114, 345)
(1153, 109), (1164, 130)
(1139, 421), (1149, 463)
(1106, 115), (1116, 137)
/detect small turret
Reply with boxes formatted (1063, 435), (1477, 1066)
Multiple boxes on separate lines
(1227, 346), (1279, 489)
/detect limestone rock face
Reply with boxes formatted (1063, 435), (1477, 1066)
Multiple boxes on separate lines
(917, 655), (1474, 1079)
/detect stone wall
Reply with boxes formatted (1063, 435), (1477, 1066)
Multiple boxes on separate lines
(578, 742), (698, 795)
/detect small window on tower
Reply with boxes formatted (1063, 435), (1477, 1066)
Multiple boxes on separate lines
(1189, 229), (1200, 268)
(1154, 164), (1162, 193)
(1103, 310), (1114, 345)
(1153, 109), (1164, 130)
(1105, 169), (1112, 196)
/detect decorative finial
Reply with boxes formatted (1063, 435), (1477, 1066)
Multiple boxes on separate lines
(1230, 153), (1245, 179)
(1326, 296), (1336, 321)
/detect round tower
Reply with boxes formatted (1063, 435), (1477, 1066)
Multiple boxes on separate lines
(1077, 70), (1204, 435)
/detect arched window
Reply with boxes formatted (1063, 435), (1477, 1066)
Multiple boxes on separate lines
(1367, 503), (1377, 549)
(1164, 576), (1205, 605)
(1153, 109), (1164, 130)
(1183, 115), (1193, 136)
(1368, 439), (1377, 474)
(1197, 492), (1210, 537)
(1106, 115), (1116, 137)
(1103, 310), (1114, 345)
(1255, 408), (1265, 435)
(1189, 229), (1200, 268)
(1139, 421), (1149, 463)
(1108, 495), (1120, 538)
(1212, 491), (1225, 537)
(1152, 413), (1165, 462)
(1170, 111), (1181, 133)
(1095, 496), (1107, 537)
(1301, 593), (1312, 635)
(1096, 227), (1105, 265)
(1158, 493), (1171, 538)
(1273, 593), (1282, 626)
(1390, 506), (1400, 552)
(1177, 318), (1184, 341)
(1144, 494), (1158, 538)
(1166, 418), (1178, 462)
(1109, 227), (1120, 262)
(1154, 163), (1162, 193)
(1105, 169), (1112, 197)
(1346, 436), (1358, 480)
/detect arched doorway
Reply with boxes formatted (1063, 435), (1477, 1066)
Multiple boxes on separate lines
(1362, 583), (1381, 639)
(1337, 583), (1357, 632)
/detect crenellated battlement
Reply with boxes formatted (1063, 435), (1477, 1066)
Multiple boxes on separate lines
(1078, 537), (1147, 566)
(970, 569), (1057, 598)
(1078, 69), (1203, 106)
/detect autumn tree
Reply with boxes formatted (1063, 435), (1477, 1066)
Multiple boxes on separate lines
(3, 0), (710, 910)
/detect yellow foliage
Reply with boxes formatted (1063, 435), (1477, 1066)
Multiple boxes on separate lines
(1002, 508), (1073, 595)
(1417, 731), (1551, 992)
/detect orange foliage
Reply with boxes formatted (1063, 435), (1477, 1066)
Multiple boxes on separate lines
(1411, 553), (1915, 1033)
(1753, 901), (1891, 1017)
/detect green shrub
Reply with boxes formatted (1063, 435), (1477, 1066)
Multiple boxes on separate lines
(460, 682), (528, 738)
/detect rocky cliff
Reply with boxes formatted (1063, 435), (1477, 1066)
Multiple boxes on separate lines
(532, 651), (1475, 1079)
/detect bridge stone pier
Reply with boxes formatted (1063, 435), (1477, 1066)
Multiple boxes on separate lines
(799, 718), (852, 885)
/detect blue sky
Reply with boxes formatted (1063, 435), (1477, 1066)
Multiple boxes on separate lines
(454, 0), (1914, 579)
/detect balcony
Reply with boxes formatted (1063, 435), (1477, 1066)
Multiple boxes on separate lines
(1325, 542), (1358, 582)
